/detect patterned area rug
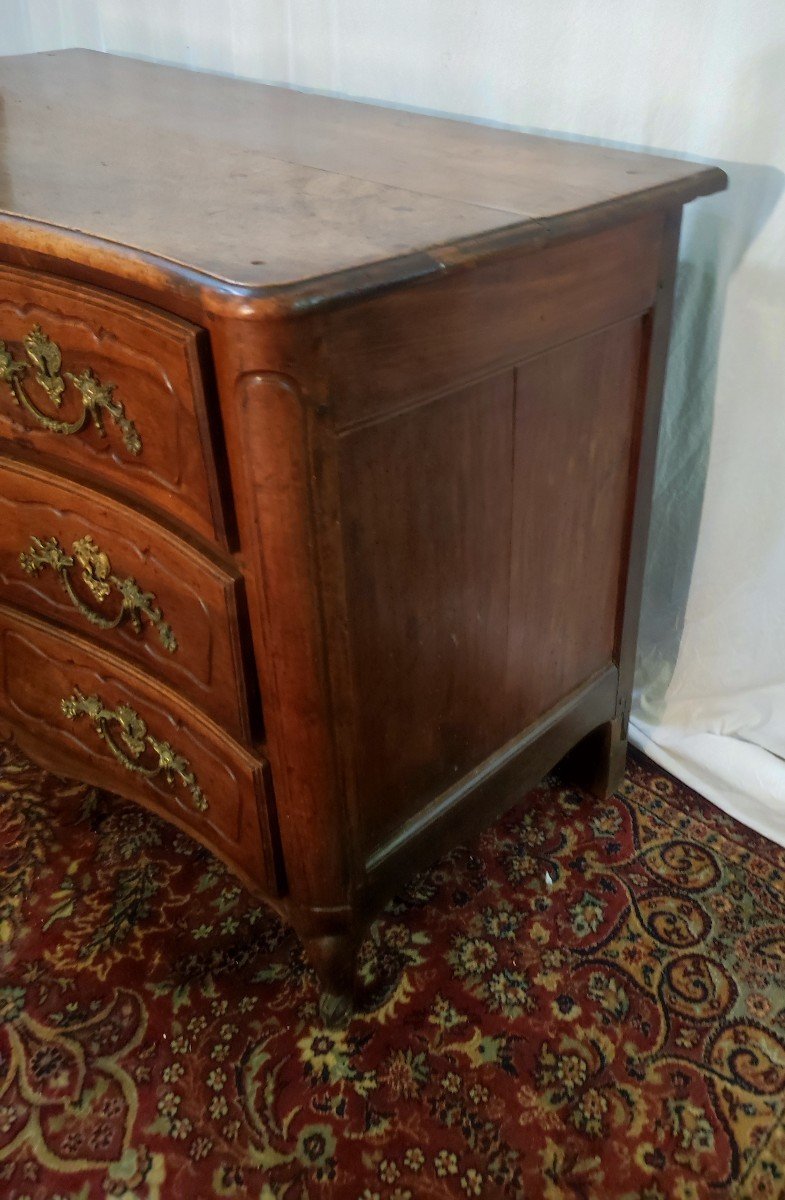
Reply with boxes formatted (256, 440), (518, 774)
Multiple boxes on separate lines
(0, 741), (784, 1199)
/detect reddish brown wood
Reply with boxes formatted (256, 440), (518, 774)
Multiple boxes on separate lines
(230, 370), (354, 910)
(0, 455), (253, 739)
(0, 51), (726, 1020)
(0, 265), (227, 542)
(0, 604), (280, 894)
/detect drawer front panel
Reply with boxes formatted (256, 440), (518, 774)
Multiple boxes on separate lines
(0, 457), (251, 739)
(0, 605), (279, 895)
(0, 266), (225, 542)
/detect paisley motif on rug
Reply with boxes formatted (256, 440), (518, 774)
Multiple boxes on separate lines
(0, 741), (784, 1199)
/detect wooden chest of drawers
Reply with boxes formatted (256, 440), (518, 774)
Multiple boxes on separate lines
(0, 49), (725, 1023)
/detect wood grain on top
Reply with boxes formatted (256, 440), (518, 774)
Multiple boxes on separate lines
(0, 49), (725, 300)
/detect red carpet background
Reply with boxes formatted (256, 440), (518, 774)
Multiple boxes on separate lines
(0, 740), (784, 1199)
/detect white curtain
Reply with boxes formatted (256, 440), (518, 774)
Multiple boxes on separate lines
(6, 0), (785, 841)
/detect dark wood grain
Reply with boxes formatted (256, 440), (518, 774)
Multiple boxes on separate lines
(336, 318), (643, 855)
(507, 318), (644, 719)
(0, 455), (253, 739)
(339, 371), (515, 850)
(0, 604), (281, 894)
(321, 213), (663, 429)
(365, 665), (618, 906)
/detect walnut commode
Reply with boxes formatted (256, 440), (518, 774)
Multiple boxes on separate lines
(0, 50), (725, 1024)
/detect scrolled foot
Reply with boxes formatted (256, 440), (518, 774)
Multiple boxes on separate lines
(319, 988), (355, 1029)
(298, 926), (362, 1028)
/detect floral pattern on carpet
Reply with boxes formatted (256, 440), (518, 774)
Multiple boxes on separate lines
(0, 740), (784, 1199)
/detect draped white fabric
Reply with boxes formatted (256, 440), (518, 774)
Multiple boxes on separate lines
(6, 0), (785, 841)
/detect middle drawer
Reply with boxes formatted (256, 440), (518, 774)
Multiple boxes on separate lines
(0, 455), (253, 740)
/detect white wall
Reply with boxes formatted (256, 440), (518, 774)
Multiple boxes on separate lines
(5, 1), (785, 839)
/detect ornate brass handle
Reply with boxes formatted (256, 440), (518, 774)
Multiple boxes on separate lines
(20, 534), (177, 652)
(61, 689), (207, 812)
(0, 324), (141, 454)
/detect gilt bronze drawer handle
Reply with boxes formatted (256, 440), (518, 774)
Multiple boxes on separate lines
(61, 689), (207, 812)
(20, 534), (177, 652)
(0, 324), (142, 454)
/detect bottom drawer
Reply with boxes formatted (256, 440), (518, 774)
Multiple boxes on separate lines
(0, 604), (281, 896)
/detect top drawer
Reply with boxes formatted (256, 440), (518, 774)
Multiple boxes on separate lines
(0, 266), (226, 543)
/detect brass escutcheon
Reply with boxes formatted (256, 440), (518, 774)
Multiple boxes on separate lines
(61, 689), (207, 812)
(0, 324), (141, 454)
(20, 534), (177, 652)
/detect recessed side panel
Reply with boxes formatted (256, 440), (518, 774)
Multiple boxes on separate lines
(340, 373), (516, 850)
(508, 319), (644, 719)
(340, 319), (644, 855)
